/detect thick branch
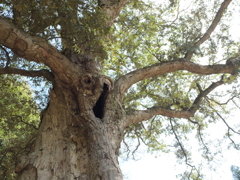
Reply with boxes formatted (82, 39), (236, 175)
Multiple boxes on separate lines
(115, 58), (238, 99)
(0, 18), (77, 82)
(0, 67), (54, 81)
(124, 79), (224, 127)
(185, 0), (232, 60)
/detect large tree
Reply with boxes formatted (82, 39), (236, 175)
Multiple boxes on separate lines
(0, 0), (240, 179)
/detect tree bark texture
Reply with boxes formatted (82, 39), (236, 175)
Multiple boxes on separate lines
(15, 67), (124, 180)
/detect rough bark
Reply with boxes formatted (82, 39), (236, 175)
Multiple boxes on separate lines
(0, 14), (128, 180)
(15, 64), (125, 180)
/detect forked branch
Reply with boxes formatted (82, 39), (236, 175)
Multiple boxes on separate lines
(124, 78), (224, 128)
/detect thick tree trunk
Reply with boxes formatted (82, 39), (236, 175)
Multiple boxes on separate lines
(15, 58), (124, 180)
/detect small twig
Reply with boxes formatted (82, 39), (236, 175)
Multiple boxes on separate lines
(205, 98), (240, 149)
(186, 118), (211, 160)
(11, 115), (38, 130)
(197, 125), (211, 160)
(187, 118), (198, 124)
(189, 78), (224, 114)
(169, 118), (195, 168)
(132, 135), (140, 160)
(232, 99), (240, 109)
(146, 116), (157, 137)
(215, 112), (240, 135)
(122, 137), (130, 159)
(206, 95), (237, 106)
(227, 129), (239, 149)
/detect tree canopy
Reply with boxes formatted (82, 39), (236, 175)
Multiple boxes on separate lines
(0, 0), (240, 179)
(231, 165), (240, 180)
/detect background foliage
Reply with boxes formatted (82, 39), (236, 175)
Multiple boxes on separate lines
(0, 75), (39, 180)
(231, 165), (240, 180)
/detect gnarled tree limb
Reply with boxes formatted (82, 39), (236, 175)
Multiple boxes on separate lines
(115, 58), (239, 100)
(0, 18), (77, 82)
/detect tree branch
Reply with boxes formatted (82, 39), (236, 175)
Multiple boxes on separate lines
(124, 78), (224, 128)
(0, 67), (54, 81)
(196, 0), (232, 46)
(184, 0), (232, 60)
(0, 18), (77, 82)
(115, 58), (238, 100)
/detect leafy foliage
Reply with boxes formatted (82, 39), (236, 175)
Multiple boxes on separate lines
(0, 75), (39, 180)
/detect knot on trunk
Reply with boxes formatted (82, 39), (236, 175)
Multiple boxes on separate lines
(81, 74), (96, 96)
(80, 74), (114, 97)
(79, 74), (114, 119)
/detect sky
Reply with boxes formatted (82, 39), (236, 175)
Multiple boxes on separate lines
(119, 112), (240, 180)
(119, 0), (240, 179)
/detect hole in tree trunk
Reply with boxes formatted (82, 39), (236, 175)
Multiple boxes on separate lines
(93, 83), (109, 119)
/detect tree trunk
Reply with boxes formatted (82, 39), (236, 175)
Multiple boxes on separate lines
(15, 57), (124, 180)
